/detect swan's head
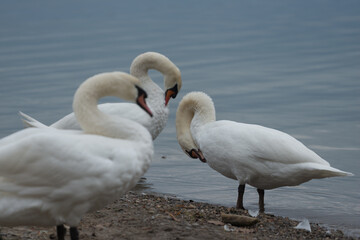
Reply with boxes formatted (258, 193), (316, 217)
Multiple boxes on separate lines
(175, 91), (217, 164)
(129, 51), (182, 106)
(177, 132), (207, 163)
(186, 149), (206, 163)
(164, 66), (182, 106)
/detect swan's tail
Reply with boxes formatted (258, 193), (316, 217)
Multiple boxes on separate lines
(18, 111), (48, 128)
(307, 164), (353, 178)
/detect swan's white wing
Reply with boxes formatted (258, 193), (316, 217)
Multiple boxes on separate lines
(49, 112), (81, 130)
(198, 120), (328, 165)
(0, 128), (152, 226)
(196, 120), (351, 189)
(49, 103), (165, 139)
(50, 103), (152, 132)
(20, 104), (154, 133)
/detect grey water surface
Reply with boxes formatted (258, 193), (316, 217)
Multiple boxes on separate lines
(0, 1), (359, 237)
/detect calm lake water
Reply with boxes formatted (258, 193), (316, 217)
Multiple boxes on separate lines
(1, 1), (359, 237)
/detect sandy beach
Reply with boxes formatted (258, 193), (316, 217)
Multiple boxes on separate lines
(0, 190), (356, 240)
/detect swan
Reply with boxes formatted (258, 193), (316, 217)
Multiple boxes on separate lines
(0, 72), (154, 240)
(20, 52), (182, 139)
(175, 91), (353, 212)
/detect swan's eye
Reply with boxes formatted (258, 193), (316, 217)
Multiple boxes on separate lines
(169, 84), (178, 98)
(135, 85), (148, 99)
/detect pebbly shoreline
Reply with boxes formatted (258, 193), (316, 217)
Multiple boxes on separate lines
(0, 190), (357, 240)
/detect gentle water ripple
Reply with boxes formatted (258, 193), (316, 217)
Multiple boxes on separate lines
(0, 0), (359, 237)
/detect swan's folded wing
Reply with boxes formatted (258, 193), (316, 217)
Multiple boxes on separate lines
(50, 112), (81, 130)
(207, 121), (329, 165)
(50, 102), (153, 131)
(0, 128), (133, 201)
(0, 128), (151, 226)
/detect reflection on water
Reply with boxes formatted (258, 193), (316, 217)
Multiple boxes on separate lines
(132, 177), (154, 192)
(0, 0), (359, 237)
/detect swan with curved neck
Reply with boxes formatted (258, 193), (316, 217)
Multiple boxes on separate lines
(130, 51), (182, 106)
(176, 91), (353, 212)
(0, 72), (153, 240)
(20, 52), (182, 140)
(73, 72), (152, 140)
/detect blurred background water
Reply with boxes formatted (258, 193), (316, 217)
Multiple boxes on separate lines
(0, 0), (359, 237)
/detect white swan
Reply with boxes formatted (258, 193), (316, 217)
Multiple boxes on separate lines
(176, 91), (353, 212)
(0, 72), (154, 240)
(20, 52), (182, 139)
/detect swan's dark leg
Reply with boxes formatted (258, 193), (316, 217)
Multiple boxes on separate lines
(70, 227), (79, 240)
(56, 225), (66, 240)
(236, 184), (246, 209)
(257, 188), (265, 212)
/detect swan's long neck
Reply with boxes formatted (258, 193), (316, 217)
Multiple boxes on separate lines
(176, 92), (216, 149)
(73, 72), (150, 142)
(130, 52), (180, 90)
(130, 52), (177, 78)
(188, 93), (216, 129)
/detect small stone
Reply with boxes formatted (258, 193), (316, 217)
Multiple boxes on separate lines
(221, 213), (259, 227)
(208, 220), (224, 226)
(224, 224), (233, 232)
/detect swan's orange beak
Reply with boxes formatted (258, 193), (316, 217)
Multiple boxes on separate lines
(186, 149), (206, 163)
(164, 84), (178, 106)
(136, 86), (153, 117)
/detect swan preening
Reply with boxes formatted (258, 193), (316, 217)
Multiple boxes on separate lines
(176, 91), (353, 212)
(0, 72), (154, 240)
(20, 52), (182, 140)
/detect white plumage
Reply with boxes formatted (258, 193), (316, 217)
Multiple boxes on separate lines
(176, 91), (352, 212)
(20, 52), (182, 140)
(0, 72), (154, 239)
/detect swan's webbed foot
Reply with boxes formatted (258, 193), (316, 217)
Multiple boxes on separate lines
(56, 224), (66, 240)
(236, 184), (246, 210)
(70, 227), (79, 240)
(257, 188), (265, 213)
